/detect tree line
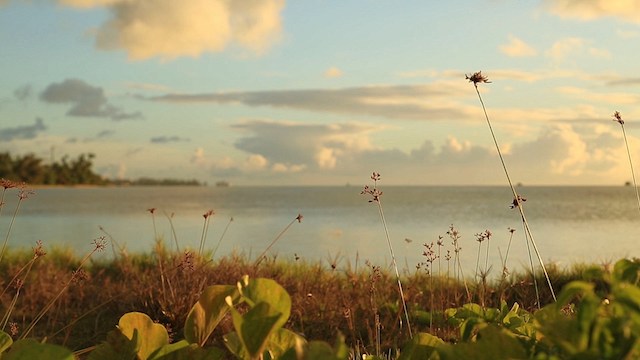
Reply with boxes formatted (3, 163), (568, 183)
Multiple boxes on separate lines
(0, 152), (202, 186)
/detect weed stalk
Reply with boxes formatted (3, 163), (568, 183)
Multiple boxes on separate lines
(362, 172), (412, 338)
(467, 71), (556, 302)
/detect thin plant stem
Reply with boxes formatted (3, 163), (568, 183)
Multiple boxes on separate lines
(164, 211), (180, 253)
(623, 125), (640, 213)
(211, 216), (234, 259)
(0, 188), (31, 265)
(371, 191), (413, 338)
(254, 214), (302, 267)
(198, 210), (214, 256)
(615, 113), (640, 215)
(21, 237), (106, 339)
(469, 73), (556, 301)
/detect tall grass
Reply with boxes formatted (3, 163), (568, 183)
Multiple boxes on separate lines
(612, 111), (640, 215)
(467, 71), (556, 303)
(361, 172), (413, 338)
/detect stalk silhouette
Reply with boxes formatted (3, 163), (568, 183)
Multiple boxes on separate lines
(467, 71), (556, 302)
(612, 111), (640, 215)
(361, 172), (413, 338)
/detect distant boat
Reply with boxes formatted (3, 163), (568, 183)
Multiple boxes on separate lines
(215, 181), (230, 187)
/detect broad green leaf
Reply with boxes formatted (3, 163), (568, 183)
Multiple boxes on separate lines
(240, 278), (291, 331)
(5, 339), (74, 360)
(118, 312), (169, 360)
(615, 284), (640, 312)
(556, 281), (594, 308)
(613, 259), (640, 284)
(184, 284), (238, 346)
(264, 328), (305, 359)
(149, 340), (225, 360)
(439, 325), (527, 360)
(230, 302), (283, 359)
(87, 328), (137, 360)
(0, 330), (13, 353)
(398, 332), (443, 360)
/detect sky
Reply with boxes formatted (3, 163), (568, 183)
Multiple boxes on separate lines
(2, 0), (640, 186)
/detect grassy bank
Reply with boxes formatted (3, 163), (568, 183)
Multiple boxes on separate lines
(0, 243), (596, 354)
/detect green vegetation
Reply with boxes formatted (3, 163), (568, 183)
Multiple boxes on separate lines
(0, 152), (202, 186)
(0, 248), (637, 359)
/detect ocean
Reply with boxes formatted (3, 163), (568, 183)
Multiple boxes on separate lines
(0, 185), (638, 275)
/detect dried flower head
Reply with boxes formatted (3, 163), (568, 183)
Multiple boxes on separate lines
(296, 213), (303, 223)
(180, 251), (195, 274)
(466, 71), (491, 85)
(510, 195), (527, 209)
(32, 240), (46, 259)
(147, 208), (156, 214)
(18, 186), (34, 200)
(613, 111), (624, 125)
(361, 185), (383, 203)
(9, 322), (18, 337)
(203, 209), (215, 219)
(14, 278), (24, 290)
(72, 269), (89, 284)
(508, 227), (516, 234)
(92, 236), (107, 252)
(1, 179), (17, 190)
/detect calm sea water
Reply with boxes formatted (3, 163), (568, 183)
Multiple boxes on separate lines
(1, 186), (638, 275)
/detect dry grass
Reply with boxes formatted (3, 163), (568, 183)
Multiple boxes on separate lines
(0, 247), (577, 353)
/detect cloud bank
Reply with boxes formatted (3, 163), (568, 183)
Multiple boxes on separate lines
(150, 83), (472, 121)
(544, 0), (640, 23)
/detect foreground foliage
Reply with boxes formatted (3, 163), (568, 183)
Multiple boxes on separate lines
(0, 258), (638, 359)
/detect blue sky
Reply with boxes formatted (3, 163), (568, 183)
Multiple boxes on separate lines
(2, 0), (640, 185)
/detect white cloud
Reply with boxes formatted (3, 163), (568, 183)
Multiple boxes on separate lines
(245, 154), (268, 170)
(499, 35), (537, 57)
(324, 67), (343, 78)
(543, 0), (640, 23)
(59, 0), (285, 60)
(545, 37), (585, 62)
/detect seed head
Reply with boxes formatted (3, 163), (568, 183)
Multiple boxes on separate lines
(180, 251), (195, 274)
(613, 111), (624, 125)
(296, 213), (303, 223)
(1, 179), (16, 190)
(92, 236), (107, 252)
(9, 322), (18, 337)
(32, 240), (46, 259)
(18, 186), (34, 200)
(147, 208), (156, 214)
(466, 71), (491, 86)
(203, 209), (214, 219)
(510, 195), (527, 209)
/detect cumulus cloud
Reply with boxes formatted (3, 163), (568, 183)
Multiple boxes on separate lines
(150, 135), (190, 143)
(40, 79), (142, 120)
(233, 120), (377, 170)
(0, 118), (46, 141)
(545, 37), (585, 62)
(60, 0), (284, 60)
(499, 35), (537, 57)
(543, 0), (640, 23)
(150, 83), (472, 121)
